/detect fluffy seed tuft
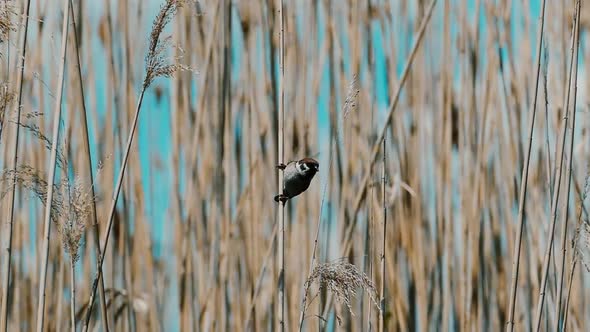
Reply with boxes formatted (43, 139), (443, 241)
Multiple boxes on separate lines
(306, 259), (378, 315)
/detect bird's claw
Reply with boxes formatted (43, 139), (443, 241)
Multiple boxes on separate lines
(274, 194), (288, 203)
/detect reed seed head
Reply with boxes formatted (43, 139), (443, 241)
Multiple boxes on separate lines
(307, 259), (378, 315)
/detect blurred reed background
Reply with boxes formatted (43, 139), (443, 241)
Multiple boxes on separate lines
(1, 0), (590, 331)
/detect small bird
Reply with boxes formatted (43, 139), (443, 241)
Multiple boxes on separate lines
(274, 158), (319, 203)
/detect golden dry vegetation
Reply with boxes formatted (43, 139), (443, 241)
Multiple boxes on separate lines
(1, 0), (590, 331)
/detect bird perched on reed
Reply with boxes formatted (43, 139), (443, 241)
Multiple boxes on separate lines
(274, 158), (319, 203)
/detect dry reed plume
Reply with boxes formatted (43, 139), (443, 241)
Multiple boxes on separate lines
(307, 260), (378, 317)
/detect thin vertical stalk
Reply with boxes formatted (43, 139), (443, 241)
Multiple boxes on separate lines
(82, 88), (146, 332)
(340, 0), (437, 256)
(68, 0), (110, 330)
(366, 183), (375, 332)
(56, 258), (65, 330)
(548, 0), (580, 331)
(276, 0), (285, 330)
(554, 1), (581, 330)
(0, 0), (31, 329)
(83, 1), (184, 328)
(563, 172), (590, 331)
(505, 0), (547, 330)
(379, 138), (386, 332)
(297, 142), (333, 331)
(70, 259), (76, 332)
(562, 258), (577, 331)
(561, 181), (589, 332)
(542, 45), (553, 200)
(244, 222), (279, 329)
(36, 0), (71, 330)
(320, 0), (438, 320)
(535, 2), (579, 331)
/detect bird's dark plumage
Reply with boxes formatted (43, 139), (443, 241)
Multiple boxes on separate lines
(274, 158), (319, 203)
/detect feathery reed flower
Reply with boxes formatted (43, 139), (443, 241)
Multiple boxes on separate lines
(306, 259), (378, 315)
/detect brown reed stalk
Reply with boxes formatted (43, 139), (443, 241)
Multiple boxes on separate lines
(562, 175), (590, 332)
(276, 0), (285, 330)
(505, 0), (547, 330)
(67, 0), (110, 330)
(296, 72), (358, 331)
(36, 0), (71, 330)
(321, 0), (438, 320)
(366, 181), (376, 332)
(541, 43), (553, 200)
(441, 0), (452, 329)
(562, 256), (577, 332)
(55, 177), (92, 332)
(533, 2), (578, 330)
(82, 1), (187, 330)
(69, 258), (75, 331)
(177, 3), (220, 330)
(0, 0), (30, 329)
(555, 1), (582, 329)
(296, 142), (330, 332)
(340, 0), (438, 257)
(244, 220), (279, 330)
(379, 138), (386, 332)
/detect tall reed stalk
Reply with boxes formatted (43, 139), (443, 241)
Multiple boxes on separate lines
(276, 0), (285, 329)
(533, 2), (579, 330)
(67, 0), (110, 330)
(82, 1), (186, 330)
(69, 256), (75, 332)
(379, 138), (386, 332)
(322, 0), (437, 318)
(340, 0), (438, 254)
(0, 0), (30, 330)
(36, 0), (70, 330)
(562, 177), (588, 331)
(297, 128), (333, 332)
(554, 1), (581, 329)
(505, 0), (547, 330)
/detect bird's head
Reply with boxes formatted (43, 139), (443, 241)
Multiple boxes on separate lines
(296, 158), (319, 176)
